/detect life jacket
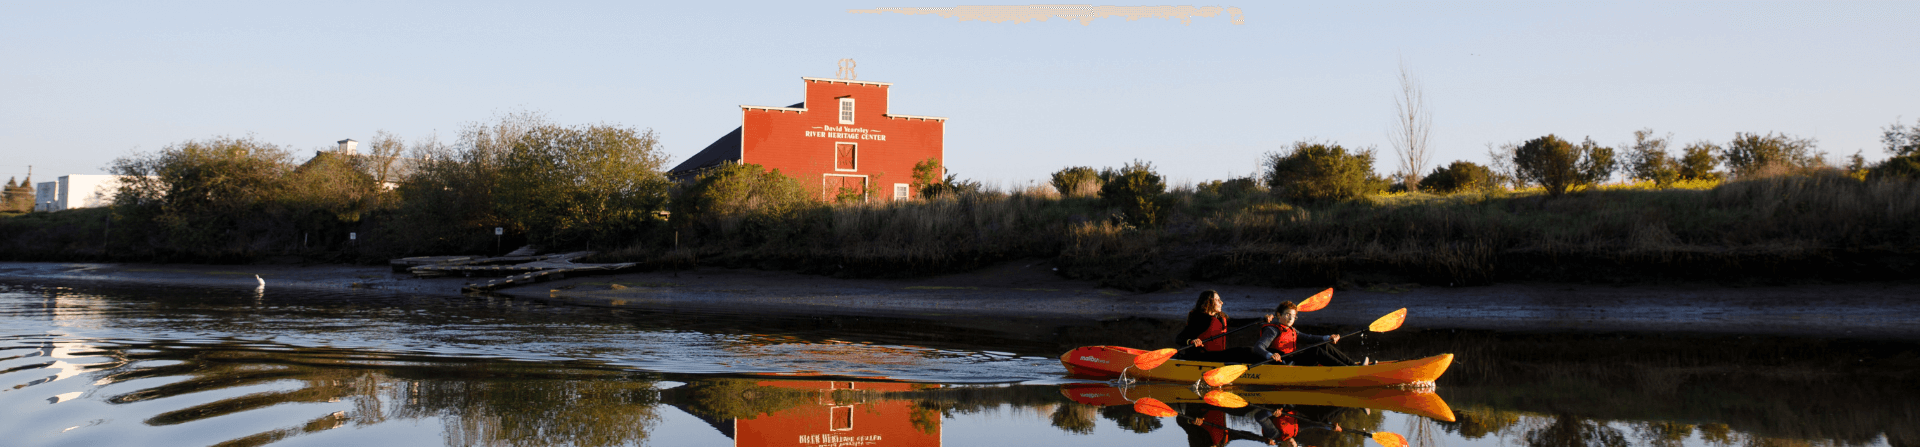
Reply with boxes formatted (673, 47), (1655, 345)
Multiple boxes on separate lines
(1264, 323), (1299, 354)
(1199, 315), (1228, 351)
(1273, 412), (1300, 440)
(1206, 411), (1229, 445)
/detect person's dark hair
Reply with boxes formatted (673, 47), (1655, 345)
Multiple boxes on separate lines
(1190, 290), (1228, 319)
(1274, 301), (1298, 314)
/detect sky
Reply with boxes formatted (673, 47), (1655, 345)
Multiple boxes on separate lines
(3, 1), (1917, 187)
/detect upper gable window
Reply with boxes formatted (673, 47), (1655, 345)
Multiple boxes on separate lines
(839, 98), (855, 124)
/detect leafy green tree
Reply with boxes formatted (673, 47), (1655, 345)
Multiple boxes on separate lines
(1678, 141), (1722, 181)
(1098, 160), (1170, 226)
(1049, 166), (1100, 197)
(496, 124), (670, 245)
(1263, 140), (1387, 203)
(1514, 135), (1616, 196)
(670, 162), (811, 228)
(1418, 161), (1498, 193)
(1626, 129), (1681, 186)
(1721, 132), (1819, 177)
(109, 135), (293, 257)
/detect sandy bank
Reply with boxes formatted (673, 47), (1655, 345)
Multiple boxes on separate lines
(3, 261), (1915, 340)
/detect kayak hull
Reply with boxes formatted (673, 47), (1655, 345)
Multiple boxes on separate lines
(1060, 345), (1453, 388)
(1058, 383), (1457, 422)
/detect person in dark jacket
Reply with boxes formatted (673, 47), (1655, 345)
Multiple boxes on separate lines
(1255, 301), (1370, 367)
(1173, 290), (1271, 363)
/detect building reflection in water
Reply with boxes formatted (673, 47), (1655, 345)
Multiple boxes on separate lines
(665, 378), (942, 447)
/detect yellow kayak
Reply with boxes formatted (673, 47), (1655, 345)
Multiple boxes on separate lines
(1061, 345), (1452, 388)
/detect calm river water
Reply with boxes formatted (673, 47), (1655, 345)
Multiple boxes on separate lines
(1, 280), (1913, 447)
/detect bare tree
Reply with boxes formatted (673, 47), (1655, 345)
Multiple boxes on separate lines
(1388, 60), (1434, 191)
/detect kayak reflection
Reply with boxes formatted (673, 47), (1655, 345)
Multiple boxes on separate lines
(1060, 383), (1456, 423)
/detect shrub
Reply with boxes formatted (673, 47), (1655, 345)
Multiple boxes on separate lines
(1195, 177), (1264, 199)
(911, 158), (980, 199)
(1625, 129), (1681, 187)
(1263, 140), (1387, 203)
(1049, 166), (1101, 197)
(671, 162), (811, 226)
(1869, 154), (1920, 181)
(1884, 118), (1920, 158)
(1679, 141), (1723, 182)
(1418, 161), (1498, 193)
(1514, 135), (1616, 197)
(1098, 160), (1170, 226)
(496, 124), (671, 245)
(1721, 132), (1820, 177)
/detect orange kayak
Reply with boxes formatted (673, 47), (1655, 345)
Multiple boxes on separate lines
(1058, 383), (1456, 422)
(1060, 345), (1452, 388)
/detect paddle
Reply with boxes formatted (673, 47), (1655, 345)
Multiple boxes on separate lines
(1200, 308), (1408, 387)
(1133, 288), (1337, 370)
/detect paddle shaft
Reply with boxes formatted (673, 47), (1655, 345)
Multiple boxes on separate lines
(1226, 329), (1365, 370)
(1199, 321), (1266, 343)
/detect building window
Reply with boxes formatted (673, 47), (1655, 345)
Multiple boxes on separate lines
(839, 97), (855, 124)
(835, 143), (857, 171)
(894, 183), (910, 201)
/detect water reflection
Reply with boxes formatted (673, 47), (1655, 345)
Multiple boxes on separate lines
(2, 279), (1916, 447)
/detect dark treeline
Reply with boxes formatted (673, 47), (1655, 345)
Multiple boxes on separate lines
(3, 116), (1919, 288)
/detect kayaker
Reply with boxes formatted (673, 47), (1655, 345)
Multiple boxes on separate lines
(1254, 406), (1341, 446)
(1173, 290), (1273, 363)
(1256, 301), (1371, 366)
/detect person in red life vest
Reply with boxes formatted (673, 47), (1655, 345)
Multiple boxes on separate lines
(1255, 301), (1373, 366)
(1175, 406), (1269, 447)
(1173, 290), (1272, 363)
(1255, 406), (1342, 446)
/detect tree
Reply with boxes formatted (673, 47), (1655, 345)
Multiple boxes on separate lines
(109, 135), (294, 255)
(1418, 161), (1497, 193)
(910, 158), (978, 198)
(1264, 140), (1388, 203)
(1885, 117), (1920, 158)
(671, 162), (811, 228)
(1513, 135), (1615, 196)
(496, 123), (671, 245)
(1678, 141), (1722, 181)
(1870, 118), (1920, 181)
(1721, 132), (1819, 177)
(1387, 60), (1434, 191)
(1049, 166), (1100, 197)
(1625, 129), (1681, 187)
(1098, 160), (1169, 226)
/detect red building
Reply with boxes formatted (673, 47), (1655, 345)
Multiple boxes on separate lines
(671, 77), (947, 201)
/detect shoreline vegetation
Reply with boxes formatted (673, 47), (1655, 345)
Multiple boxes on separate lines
(3, 113), (1919, 290)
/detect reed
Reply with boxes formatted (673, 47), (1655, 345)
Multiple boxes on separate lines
(597, 172), (1920, 288)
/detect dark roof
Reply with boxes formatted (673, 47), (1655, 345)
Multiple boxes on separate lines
(668, 102), (803, 176)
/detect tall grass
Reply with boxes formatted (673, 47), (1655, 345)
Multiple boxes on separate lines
(600, 172), (1920, 288)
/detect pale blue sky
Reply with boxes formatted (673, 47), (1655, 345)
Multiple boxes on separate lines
(3, 1), (1916, 186)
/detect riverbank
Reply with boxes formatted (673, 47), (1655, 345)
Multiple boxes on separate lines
(3, 260), (1915, 340)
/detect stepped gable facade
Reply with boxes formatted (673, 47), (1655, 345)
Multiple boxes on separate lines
(670, 77), (946, 202)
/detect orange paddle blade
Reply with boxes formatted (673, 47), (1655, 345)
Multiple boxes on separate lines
(1201, 364), (1249, 387)
(1371, 431), (1409, 447)
(1297, 288), (1333, 312)
(1133, 397), (1178, 417)
(1369, 308), (1408, 333)
(1135, 348), (1178, 370)
(1202, 390), (1248, 408)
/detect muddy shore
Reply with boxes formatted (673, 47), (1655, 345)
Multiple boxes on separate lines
(2, 261), (1915, 340)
